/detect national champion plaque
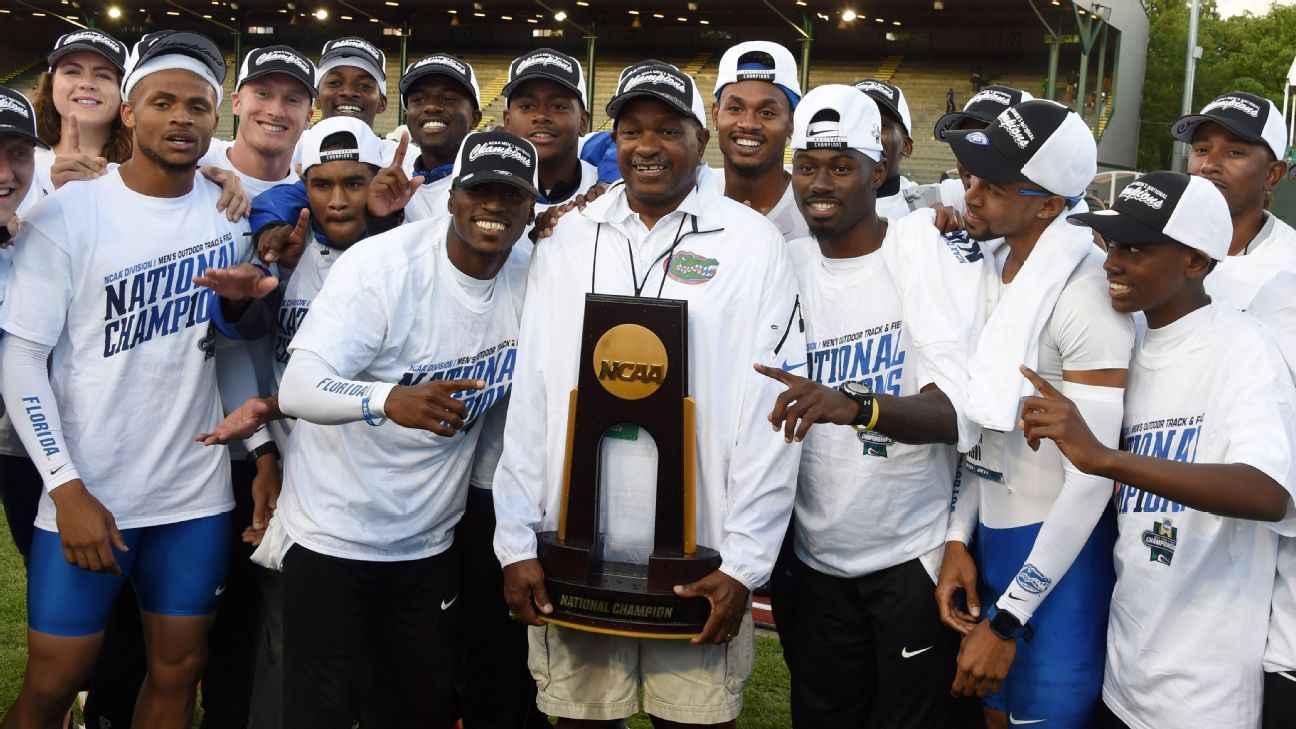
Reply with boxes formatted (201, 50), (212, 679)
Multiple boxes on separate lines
(536, 293), (722, 638)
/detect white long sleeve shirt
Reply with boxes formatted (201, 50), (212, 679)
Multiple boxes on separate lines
(491, 178), (804, 590)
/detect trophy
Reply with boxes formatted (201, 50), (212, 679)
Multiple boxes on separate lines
(536, 293), (722, 638)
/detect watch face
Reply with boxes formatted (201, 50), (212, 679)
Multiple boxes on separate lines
(992, 610), (1022, 636)
(842, 381), (873, 397)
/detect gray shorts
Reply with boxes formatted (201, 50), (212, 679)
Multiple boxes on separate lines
(527, 613), (756, 723)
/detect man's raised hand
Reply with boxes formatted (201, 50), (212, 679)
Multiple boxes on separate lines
(258, 208), (311, 269)
(529, 182), (609, 241)
(193, 262), (279, 303)
(195, 396), (276, 446)
(753, 362), (861, 443)
(383, 378), (485, 436)
(367, 132), (424, 218)
(1018, 365), (1106, 472)
(200, 166), (253, 222)
(49, 115), (108, 188)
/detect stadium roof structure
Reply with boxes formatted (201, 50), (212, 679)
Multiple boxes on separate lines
(2, 0), (1111, 35)
(1, 0), (1147, 170)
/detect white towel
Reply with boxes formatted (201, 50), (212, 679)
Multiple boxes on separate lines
(966, 201), (1093, 431)
(250, 514), (293, 571)
(880, 209), (988, 451)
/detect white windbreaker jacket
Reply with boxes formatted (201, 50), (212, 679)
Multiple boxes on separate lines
(492, 177), (805, 589)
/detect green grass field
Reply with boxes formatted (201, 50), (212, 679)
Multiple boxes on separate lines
(0, 514), (26, 711)
(0, 512), (791, 726)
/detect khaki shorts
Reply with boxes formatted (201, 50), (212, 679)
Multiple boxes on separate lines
(527, 613), (756, 723)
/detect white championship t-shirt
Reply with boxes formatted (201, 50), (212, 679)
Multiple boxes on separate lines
(268, 239), (340, 449)
(200, 138), (297, 199)
(31, 146), (55, 204)
(876, 175), (918, 222)
(0, 170), (250, 530)
(1246, 271), (1296, 674)
(466, 158), (601, 491)
(966, 246), (1135, 529)
(403, 175), (453, 223)
(1103, 303), (1296, 729)
(279, 215), (528, 560)
(0, 180), (51, 457)
(1207, 211), (1296, 310)
(787, 228), (959, 578)
(702, 165), (810, 243)
(200, 135), (298, 455)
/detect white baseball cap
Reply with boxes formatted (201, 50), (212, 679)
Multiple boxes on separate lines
(298, 116), (385, 174)
(792, 84), (884, 162)
(713, 41), (802, 108)
(1069, 171), (1233, 261)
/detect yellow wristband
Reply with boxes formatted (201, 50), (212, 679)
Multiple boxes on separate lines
(864, 399), (881, 430)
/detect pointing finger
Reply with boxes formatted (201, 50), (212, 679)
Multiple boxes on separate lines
(291, 208), (311, 245)
(391, 132), (410, 170)
(68, 114), (82, 154)
(1019, 365), (1061, 399)
(441, 378), (487, 392)
(753, 362), (792, 385)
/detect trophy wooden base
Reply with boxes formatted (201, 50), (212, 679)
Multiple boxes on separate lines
(537, 531), (722, 638)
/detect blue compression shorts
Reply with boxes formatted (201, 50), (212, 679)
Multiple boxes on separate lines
(975, 508), (1117, 728)
(28, 512), (232, 637)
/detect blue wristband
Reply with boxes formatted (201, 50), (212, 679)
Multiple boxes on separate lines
(361, 393), (386, 427)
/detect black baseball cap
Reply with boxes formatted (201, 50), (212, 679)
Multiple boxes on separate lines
(237, 46), (317, 98)
(1171, 91), (1288, 162)
(126, 30), (227, 86)
(944, 99), (1096, 200)
(451, 130), (540, 198)
(852, 79), (912, 136)
(606, 62), (706, 127)
(934, 85), (1034, 140)
(318, 37), (388, 96)
(0, 86), (49, 149)
(399, 54), (480, 111)
(503, 48), (587, 109)
(1068, 171), (1232, 260)
(47, 29), (127, 74)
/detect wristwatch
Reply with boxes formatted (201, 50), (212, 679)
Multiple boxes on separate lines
(986, 604), (1033, 642)
(247, 440), (280, 463)
(838, 381), (878, 431)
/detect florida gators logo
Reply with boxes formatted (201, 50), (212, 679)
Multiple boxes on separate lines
(665, 250), (719, 284)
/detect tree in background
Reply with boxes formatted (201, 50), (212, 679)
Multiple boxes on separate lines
(1139, 0), (1296, 170)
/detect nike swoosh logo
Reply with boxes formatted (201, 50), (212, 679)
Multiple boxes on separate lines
(1007, 592), (1026, 601)
(1009, 715), (1046, 725)
(215, 585), (226, 596)
(48, 464), (68, 476)
(440, 594), (458, 610)
(781, 360), (806, 373)
(900, 646), (933, 658)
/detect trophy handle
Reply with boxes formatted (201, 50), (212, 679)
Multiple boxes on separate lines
(683, 396), (697, 556)
(558, 388), (579, 543)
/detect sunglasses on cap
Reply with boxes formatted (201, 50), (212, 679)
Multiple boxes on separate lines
(1017, 187), (1083, 205)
